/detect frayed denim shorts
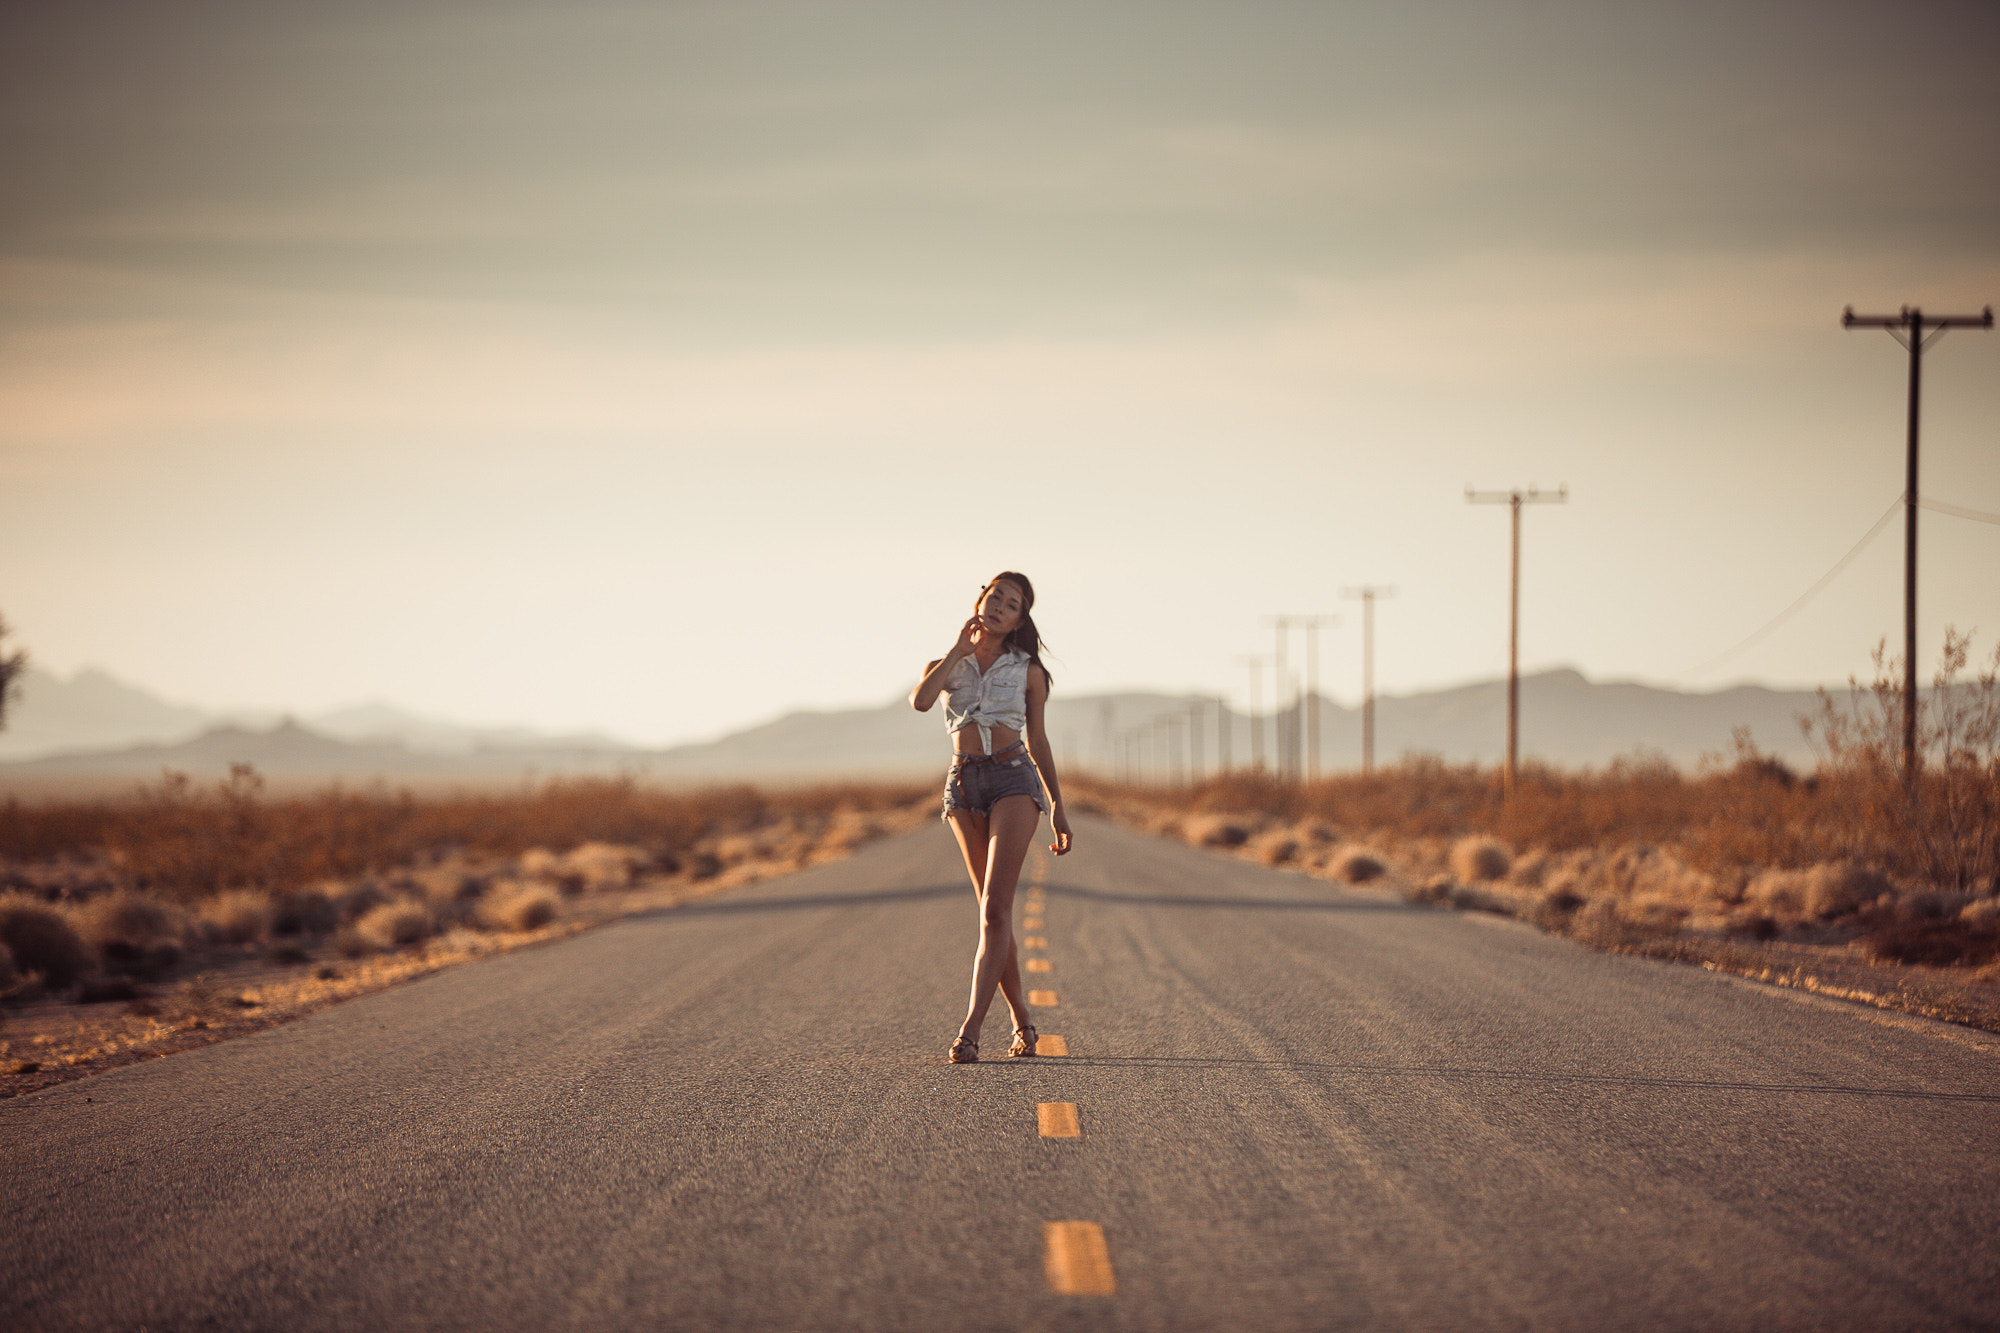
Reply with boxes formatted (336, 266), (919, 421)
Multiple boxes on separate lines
(942, 741), (1048, 821)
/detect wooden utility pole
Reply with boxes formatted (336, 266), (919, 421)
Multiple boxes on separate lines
(1187, 699), (1206, 783)
(1215, 695), (1231, 772)
(1341, 586), (1396, 773)
(1466, 485), (1567, 803)
(1842, 304), (1993, 791)
(1270, 618), (1294, 781)
(1288, 615), (1338, 781)
(1235, 654), (1268, 770)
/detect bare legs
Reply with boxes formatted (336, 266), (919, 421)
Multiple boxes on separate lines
(947, 794), (1041, 1046)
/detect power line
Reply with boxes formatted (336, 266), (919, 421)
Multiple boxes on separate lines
(1922, 496), (2000, 526)
(1676, 494), (1903, 682)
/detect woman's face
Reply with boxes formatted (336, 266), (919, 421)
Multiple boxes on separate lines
(976, 580), (1027, 638)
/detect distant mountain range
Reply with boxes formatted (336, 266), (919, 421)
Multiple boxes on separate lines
(0, 665), (631, 762)
(0, 663), (1845, 794)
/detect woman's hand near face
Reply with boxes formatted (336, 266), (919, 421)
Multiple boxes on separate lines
(911, 616), (985, 712)
(950, 615), (983, 660)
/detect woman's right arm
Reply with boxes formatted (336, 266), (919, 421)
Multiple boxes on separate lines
(910, 618), (981, 711)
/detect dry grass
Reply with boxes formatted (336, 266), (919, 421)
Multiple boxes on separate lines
(478, 883), (559, 933)
(199, 888), (273, 945)
(1450, 837), (1511, 883)
(1077, 633), (2000, 898)
(72, 890), (189, 978)
(0, 894), (92, 991)
(1331, 847), (1386, 884)
(353, 899), (434, 951)
(1, 769), (928, 903)
(1071, 635), (2000, 1029)
(0, 775), (933, 1093)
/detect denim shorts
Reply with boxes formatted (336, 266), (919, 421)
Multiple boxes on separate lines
(942, 742), (1048, 820)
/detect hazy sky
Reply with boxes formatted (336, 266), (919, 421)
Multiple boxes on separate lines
(3, 1), (1997, 746)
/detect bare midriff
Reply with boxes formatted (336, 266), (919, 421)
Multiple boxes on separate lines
(953, 721), (1023, 757)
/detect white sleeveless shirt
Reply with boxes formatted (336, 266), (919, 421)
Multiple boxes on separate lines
(942, 648), (1033, 753)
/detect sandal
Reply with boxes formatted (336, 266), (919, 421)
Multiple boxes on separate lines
(1009, 1024), (1038, 1058)
(948, 1036), (980, 1064)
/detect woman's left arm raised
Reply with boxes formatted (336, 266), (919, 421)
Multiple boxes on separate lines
(1023, 666), (1073, 855)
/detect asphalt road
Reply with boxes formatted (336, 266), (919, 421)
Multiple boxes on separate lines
(5, 815), (1999, 1331)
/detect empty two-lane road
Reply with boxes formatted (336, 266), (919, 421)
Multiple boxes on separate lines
(5, 816), (1998, 1331)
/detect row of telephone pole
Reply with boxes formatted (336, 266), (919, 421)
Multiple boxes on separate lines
(1107, 592), (1395, 786)
(1102, 300), (1990, 797)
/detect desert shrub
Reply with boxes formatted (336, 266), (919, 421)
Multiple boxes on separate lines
(1725, 909), (1780, 940)
(72, 890), (189, 978)
(1566, 898), (1651, 950)
(1508, 850), (1549, 888)
(1183, 813), (1253, 848)
(200, 888), (273, 945)
(1856, 908), (2000, 967)
(270, 887), (339, 937)
(355, 899), (433, 951)
(1249, 831), (1298, 866)
(334, 877), (395, 923)
(414, 867), (487, 910)
(1451, 837), (1511, 883)
(0, 893), (94, 989)
(1332, 848), (1385, 884)
(330, 926), (374, 959)
(1532, 888), (1585, 928)
(478, 884), (559, 933)
(1745, 864), (1884, 919)
(564, 842), (641, 891)
(1801, 631), (2000, 890)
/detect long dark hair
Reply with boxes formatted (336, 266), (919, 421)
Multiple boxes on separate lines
(978, 571), (1052, 687)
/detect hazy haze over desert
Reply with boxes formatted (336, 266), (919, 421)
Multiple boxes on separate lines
(2, 1), (1996, 749)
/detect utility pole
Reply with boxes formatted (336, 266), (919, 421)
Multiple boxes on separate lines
(1215, 695), (1231, 772)
(1842, 303), (1993, 791)
(1235, 654), (1268, 771)
(1269, 619), (1294, 781)
(1279, 615), (1338, 781)
(1187, 699), (1205, 783)
(1466, 485), (1567, 804)
(1341, 586), (1397, 774)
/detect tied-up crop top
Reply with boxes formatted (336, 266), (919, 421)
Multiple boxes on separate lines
(942, 648), (1033, 753)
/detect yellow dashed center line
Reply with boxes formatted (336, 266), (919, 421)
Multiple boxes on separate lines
(1023, 917), (1044, 930)
(1037, 1102), (1080, 1137)
(1043, 1221), (1116, 1295)
(1023, 935), (1047, 949)
(1037, 1033), (1068, 1056)
(1025, 957), (1052, 973)
(1028, 989), (1058, 1007)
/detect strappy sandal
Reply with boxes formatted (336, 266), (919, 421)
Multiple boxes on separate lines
(948, 1036), (980, 1064)
(1009, 1024), (1038, 1058)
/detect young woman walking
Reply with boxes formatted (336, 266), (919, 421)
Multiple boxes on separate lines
(910, 572), (1073, 1064)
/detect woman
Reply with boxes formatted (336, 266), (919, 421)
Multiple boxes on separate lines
(910, 571), (1073, 1064)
